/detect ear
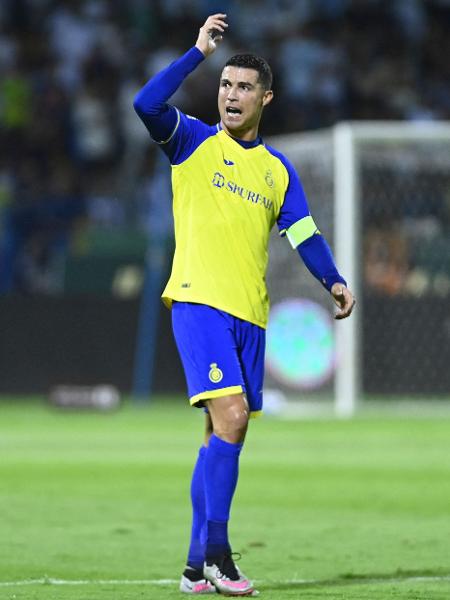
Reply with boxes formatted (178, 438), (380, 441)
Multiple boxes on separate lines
(262, 90), (273, 107)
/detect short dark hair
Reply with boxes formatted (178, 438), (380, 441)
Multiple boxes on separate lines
(224, 54), (273, 90)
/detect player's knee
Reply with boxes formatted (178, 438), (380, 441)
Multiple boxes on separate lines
(209, 395), (249, 443)
(217, 413), (248, 443)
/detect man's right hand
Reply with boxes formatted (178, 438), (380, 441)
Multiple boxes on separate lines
(195, 14), (228, 57)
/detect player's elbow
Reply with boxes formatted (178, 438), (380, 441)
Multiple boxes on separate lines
(133, 90), (148, 116)
(133, 88), (160, 117)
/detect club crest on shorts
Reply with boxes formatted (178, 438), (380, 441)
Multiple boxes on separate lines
(209, 363), (223, 383)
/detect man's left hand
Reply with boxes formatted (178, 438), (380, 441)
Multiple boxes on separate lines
(331, 283), (355, 320)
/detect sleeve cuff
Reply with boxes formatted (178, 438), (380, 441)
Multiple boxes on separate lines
(190, 46), (207, 62)
(323, 275), (347, 292)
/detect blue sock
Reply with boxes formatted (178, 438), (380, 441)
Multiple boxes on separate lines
(204, 434), (243, 559)
(187, 446), (207, 570)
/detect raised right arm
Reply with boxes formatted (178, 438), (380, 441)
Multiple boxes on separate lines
(133, 13), (228, 144)
(133, 47), (205, 143)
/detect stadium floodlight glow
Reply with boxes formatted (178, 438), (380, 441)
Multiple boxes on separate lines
(266, 299), (335, 390)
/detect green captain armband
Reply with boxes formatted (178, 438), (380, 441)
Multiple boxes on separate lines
(285, 216), (319, 249)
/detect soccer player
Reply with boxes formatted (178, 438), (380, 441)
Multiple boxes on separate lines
(134, 14), (355, 597)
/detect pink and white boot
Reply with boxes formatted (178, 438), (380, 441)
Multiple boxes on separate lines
(203, 553), (257, 596)
(180, 566), (217, 594)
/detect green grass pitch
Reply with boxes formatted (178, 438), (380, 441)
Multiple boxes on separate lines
(1, 397), (450, 599)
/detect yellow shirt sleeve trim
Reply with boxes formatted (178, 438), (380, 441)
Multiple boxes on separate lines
(190, 385), (244, 406)
(286, 215), (319, 249)
(249, 410), (263, 419)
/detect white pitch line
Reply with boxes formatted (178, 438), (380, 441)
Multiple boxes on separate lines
(0, 579), (178, 587)
(1, 575), (450, 588)
(283, 576), (450, 584)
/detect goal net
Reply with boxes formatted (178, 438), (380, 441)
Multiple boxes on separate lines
(265, 122), (450, 417)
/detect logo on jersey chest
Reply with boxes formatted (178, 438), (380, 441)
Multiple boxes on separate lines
(211, 172), (274, 211)
(265, 169), (274, 188)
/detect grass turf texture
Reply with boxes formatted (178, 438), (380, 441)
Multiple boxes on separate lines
(1, 398), (450, 599)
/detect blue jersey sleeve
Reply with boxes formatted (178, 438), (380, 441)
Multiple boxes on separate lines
(297, 236), (347, 292)
(133, 46), (214, 164)
(264, 146), (310, 232)
(160, 111), (217, 165)
(267, 145), (347, 291)
(276, 156), (311, 233)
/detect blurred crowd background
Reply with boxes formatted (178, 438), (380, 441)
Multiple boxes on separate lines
(1, 0), (450, 296)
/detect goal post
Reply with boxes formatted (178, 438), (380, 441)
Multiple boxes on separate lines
(266, 121), (450, 417)
(333, 123), (360, 418)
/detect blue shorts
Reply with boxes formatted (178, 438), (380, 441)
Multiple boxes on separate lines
(172, 302), (265, 416)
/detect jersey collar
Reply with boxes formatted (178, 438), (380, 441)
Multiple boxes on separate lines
(216, 122), (263, 149)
